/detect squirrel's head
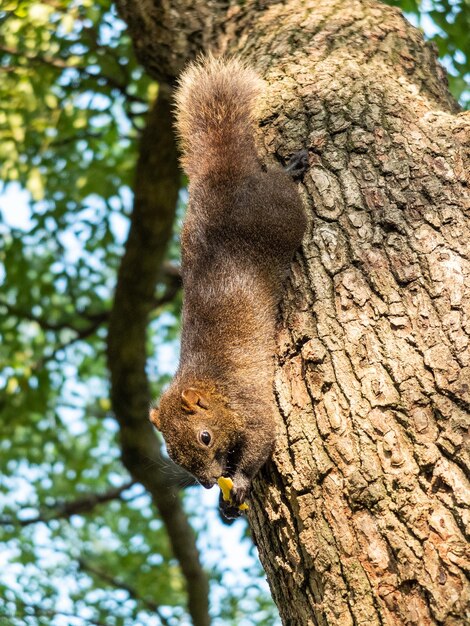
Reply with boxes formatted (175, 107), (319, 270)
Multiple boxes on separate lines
(150, 384), (242, 489)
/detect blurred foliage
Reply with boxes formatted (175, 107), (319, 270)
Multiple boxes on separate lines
(0, 0), (467, 624)
(0, 0), (277, 624)
(384, 0), (469, 107)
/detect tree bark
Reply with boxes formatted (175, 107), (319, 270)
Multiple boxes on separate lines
(117, 0), (470, 623)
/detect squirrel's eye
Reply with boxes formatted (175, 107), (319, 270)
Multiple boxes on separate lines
(199, 430), (212, 446)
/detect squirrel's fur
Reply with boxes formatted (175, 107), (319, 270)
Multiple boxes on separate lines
(174, 55), (262, 179)
(151, 56), (307, 517)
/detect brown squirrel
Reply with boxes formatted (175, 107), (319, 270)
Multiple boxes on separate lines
(150, 56), (307, 517)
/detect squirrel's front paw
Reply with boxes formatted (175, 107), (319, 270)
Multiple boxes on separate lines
(231, 485), (249, 507)
(217, 475), (250, 519)
(219, 490), (243, 520)
(230, 474), (251, 507)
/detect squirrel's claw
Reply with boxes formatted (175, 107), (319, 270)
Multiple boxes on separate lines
(231, 485), (248, 507)
(230, 473), (251, 507)
(284, 149), (309, 179)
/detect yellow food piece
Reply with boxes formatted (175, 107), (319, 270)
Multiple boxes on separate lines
(217, 476), (249, 511)
(217, 476), (233, 502)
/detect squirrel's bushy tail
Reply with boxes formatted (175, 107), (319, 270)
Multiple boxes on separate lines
(174, 55), (262, 180)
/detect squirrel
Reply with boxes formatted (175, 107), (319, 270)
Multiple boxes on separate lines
(150, 55), (307, 518)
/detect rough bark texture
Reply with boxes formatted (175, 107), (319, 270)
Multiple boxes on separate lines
(117, 0), (470, 623)
(107, 89), (210, 626)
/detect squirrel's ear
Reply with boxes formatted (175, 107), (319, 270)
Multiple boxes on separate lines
(181, 387), (209, 412)
(149, 407), (161, 430)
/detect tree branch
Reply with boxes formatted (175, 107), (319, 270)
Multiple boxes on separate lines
(0, 480), (137, 527)
(31, 317), (105, 370)
(0, 45), (147, 105)
(106, 88), (210, 626)
(78, 558), (172, 626)
(0, 296), (107, 333)
(0, 268), (180, 339)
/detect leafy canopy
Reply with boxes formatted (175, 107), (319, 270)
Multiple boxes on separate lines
(384, 0), (469, 107)
(0, 1), (276, 624)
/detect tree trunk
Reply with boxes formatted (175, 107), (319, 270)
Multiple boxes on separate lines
(117, 0), (470, 623)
